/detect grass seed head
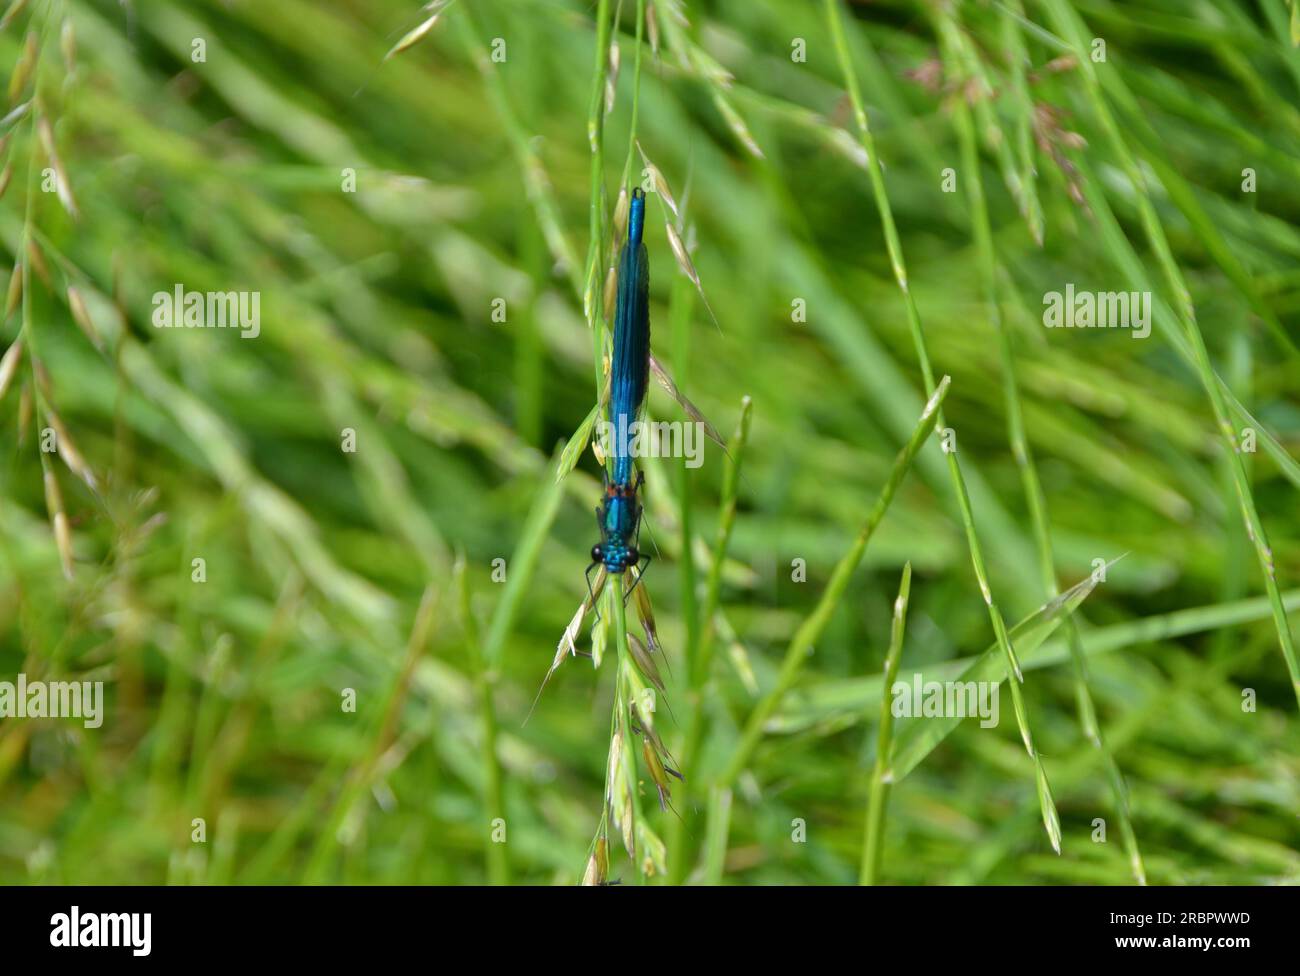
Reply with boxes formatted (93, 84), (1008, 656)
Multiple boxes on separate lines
(635, 144), (679, 221)
(48, 412), (97, 492)
(67, 286), (101, 350)
(37, 116), (78, 219)
(590, 598), (608, 669)
(631, 580), (660, 653)
(27, 238), (50, 287)
(604, 41), (620, 115)
(384, 1), (450, 61)
(607, 728), (635, 858)
(42, 466), (73, 580)
(641, 737), (672, 811)
(0, 336), (21, 400)
(8, 30), (36, 105)
(527, 569), (609, 723)
(646, 2), (659, 55)
(581, 836), (609, 886)
(664, 221), (697, 286)
(715, 94), (763, 159)
(0, 99), (30, 127)
(627, 632), (663, 692)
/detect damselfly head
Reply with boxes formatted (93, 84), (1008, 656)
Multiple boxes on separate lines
(595, 541), (638, 574)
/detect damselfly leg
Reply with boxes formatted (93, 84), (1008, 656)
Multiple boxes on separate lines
(624, 551), (652, 604)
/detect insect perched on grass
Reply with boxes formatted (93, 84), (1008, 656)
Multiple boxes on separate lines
(533, 185), (675, 735)
(534, 185), (687, 869)
(589, 185), (652, 595)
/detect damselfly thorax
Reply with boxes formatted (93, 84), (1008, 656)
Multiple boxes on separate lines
(592, 470), (644, 575)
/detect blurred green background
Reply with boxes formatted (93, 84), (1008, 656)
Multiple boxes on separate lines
(0, 0), (1297, 885)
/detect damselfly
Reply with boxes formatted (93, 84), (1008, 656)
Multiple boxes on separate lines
(533, 180), (715, 739)
(588, 186), (651, 595)
(529, 186), (660, 722)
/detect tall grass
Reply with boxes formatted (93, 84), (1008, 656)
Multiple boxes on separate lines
(0, 0), (1295, 886)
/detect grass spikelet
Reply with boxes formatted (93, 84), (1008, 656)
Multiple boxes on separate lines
(8, 30), (37, 104)
(627, 632), (664, 692)
(630, 578), (660, 652)
(647, 354), (723, 446)
(384, 1), (450, 61)
(66, 285), (101, 350)
(1035, 761), (1062, 855)
(713, 92), (764, 159)
(604, 39), (620, 116)
(641, 736), (671, 811)
(827, 126), (870, 169)
(0, 336), (21, 400)
(0, 99), (30, 129)
(555, 402), (600, 482)
(590, 602), (608, 669)
(47, 411), (97, 492)
(635, 143), (679, 221)
(646, 0), (659, 55)
(527, 566), (609, 724)
(26, 238), (50, 287)
(607, 726), (635, 858)
(41, 461), (73, 580)
(581, 835), (610, 886)
(665, 224), (696, 289)
(663, 220), (718, 331)
(37, 115), (77, 219)
(0, 160), (11, 199)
